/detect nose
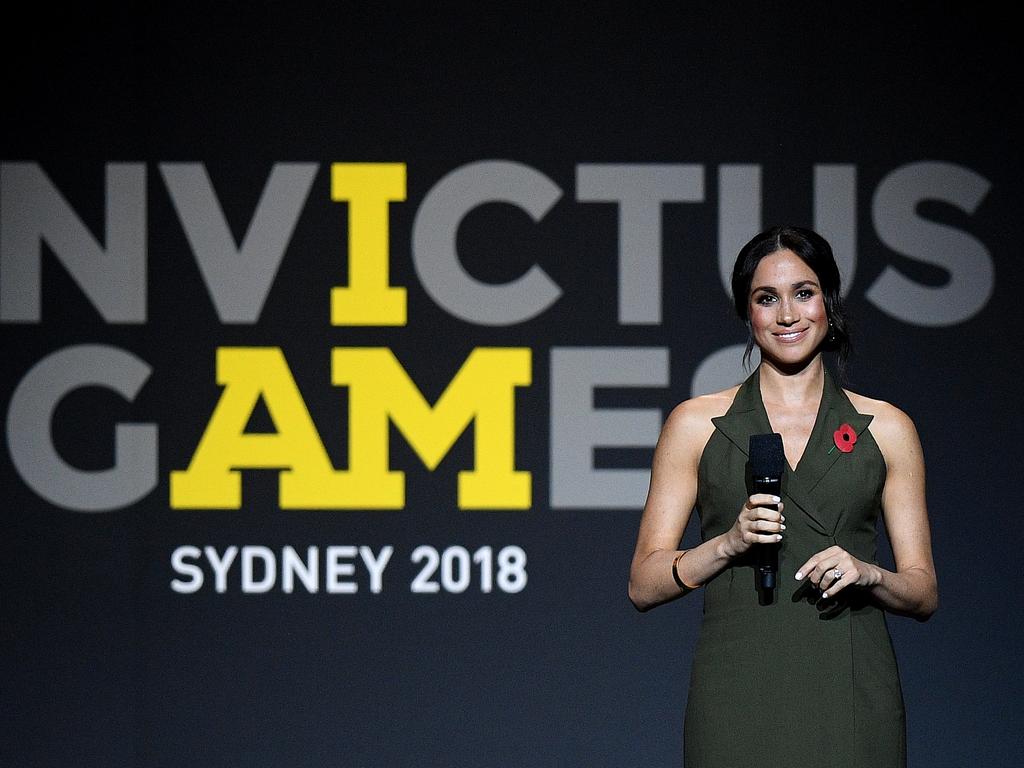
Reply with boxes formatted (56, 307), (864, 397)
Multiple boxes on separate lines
(777, 298), (798, 326)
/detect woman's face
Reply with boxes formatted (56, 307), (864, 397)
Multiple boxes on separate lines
(747, 248), (829, 367)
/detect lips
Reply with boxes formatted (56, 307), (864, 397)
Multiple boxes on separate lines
(773, 327), (809, 343)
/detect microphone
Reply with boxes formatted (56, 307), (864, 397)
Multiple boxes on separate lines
(748, 433), (784, 603)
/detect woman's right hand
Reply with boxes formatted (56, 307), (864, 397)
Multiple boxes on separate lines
(723, 494), (785, 558)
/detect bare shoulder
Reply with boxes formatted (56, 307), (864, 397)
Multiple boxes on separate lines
(845, 389), (923, 462)
(667, 384), (739, 426)
(659, 385), (740, 455)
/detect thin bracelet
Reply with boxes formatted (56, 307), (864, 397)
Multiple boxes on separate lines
(672, 550), (700, 591)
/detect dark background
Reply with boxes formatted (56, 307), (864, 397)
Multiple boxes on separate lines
(3, 4), (1021, 766)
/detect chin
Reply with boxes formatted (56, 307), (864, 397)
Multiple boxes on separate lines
(760, 344), (825, 370)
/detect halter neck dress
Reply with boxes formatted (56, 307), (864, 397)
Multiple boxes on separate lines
(683, 366), (906, 767)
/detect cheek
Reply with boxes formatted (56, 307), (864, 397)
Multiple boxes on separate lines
(748, 304), (774, 331)
(807, 299), (828, 323)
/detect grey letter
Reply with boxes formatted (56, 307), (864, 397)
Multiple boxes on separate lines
(282, 546), (318, 594)
(690, 344), (761, 398)
(205, 546), (239, 593)
(160, 163), (318, 323)
(718, 164), (857, 296)
(868, 161), (992, 326)
(170, 546), (204, 594)
(551, 347), (668, 509)
(412, 160), (562, 325)
(577, 164), (704, 324)
(241, 545), (277, 593)
(360, 545), (393, 594)
(1, 163), (146, 322)
(718, 165), (761, 296)
(326, 545), (358, 594)
(814, 165), (857, 294)
(6, 344), (157, 511)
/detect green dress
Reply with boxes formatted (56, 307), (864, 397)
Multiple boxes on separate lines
(684, 367), (906, 767)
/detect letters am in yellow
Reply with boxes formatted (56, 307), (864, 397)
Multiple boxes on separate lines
(170, 347), (531, 509)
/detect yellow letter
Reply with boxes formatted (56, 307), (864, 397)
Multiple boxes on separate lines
(330, 347), (532, 509)
(330, 163), (407, 326)
(170, 347), (343, 508)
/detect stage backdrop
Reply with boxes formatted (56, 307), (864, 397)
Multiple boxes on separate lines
(3, 6), (1021, 767)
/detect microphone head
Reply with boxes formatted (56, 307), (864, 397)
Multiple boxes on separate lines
(749, 432), (785, 477)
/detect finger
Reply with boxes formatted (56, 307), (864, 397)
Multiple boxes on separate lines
(819, 565), (843, 590)
(810, 562), (842, 588)
(742, 529), (784, 545)
(795, 547), (843, 581)
(750, 518), (786, 534)
(748, 493), (782, 510)
(795, 554), (822, 581)
(746, 504), (785, 523)
(821, 569), (853, 599)
(797, 559), (834, 585)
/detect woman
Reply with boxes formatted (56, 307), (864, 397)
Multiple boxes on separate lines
(628, 226), (937, 767)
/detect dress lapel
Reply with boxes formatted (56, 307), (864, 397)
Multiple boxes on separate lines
(707, 368), (768, 458)
(783, 370), (874, 536)
(710, 366), (873, 538)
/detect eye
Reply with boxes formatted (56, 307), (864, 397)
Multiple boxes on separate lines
(795, 288), (816, 300)
(754, 293), (777, 305)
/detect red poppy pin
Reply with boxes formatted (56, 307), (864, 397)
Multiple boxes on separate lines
(829, 423), (857, 454)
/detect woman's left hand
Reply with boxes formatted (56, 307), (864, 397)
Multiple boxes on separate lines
(795, 545), (880, 599)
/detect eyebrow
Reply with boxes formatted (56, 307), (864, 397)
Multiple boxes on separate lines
(751, 279), (821, 293)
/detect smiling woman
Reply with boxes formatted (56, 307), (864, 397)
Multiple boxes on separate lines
(732, 225), (851, 376)
(628, 225), (937, 767)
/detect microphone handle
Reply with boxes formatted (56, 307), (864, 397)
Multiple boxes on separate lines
(752, 477), (781, 590)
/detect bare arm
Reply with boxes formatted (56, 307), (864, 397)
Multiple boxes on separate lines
(795, 400), (938, 620)
(867, 403), (938, 618)
(628, 395), (787, 611)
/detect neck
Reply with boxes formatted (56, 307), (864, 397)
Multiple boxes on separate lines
(758, 355), (825, 406)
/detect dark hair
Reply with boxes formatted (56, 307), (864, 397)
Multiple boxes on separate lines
(731, 225), (851, 372)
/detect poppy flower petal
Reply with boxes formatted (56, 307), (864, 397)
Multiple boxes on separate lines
(833, 423), (857, 453)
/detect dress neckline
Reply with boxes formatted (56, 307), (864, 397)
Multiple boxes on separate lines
(752, 366), (830, 475)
